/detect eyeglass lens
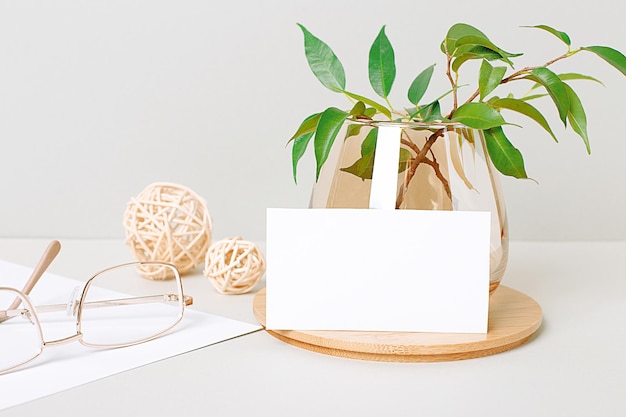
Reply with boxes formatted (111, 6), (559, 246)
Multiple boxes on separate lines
(79, 263), (185, 347)
(1, 262), (185, 374)
(0, 288), (44, 373)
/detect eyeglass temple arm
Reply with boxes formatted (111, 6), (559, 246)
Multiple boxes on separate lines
(0, 294), (193, 319)
(0, 240), (61, 324)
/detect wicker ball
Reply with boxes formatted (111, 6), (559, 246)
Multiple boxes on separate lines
(204, 237), (265, 294)
(124, 182), (212, 279)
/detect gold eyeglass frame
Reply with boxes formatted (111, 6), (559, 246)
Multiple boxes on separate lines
(0, 240), (193, 375)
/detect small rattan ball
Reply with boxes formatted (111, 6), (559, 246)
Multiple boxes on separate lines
(124, 182), (212, 279)
(204, 237), (265, 294)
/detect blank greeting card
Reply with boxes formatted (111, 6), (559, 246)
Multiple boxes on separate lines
(266, 208), (490, 334)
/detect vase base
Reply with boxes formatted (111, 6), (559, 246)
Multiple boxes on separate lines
(252, 285), (542, 362)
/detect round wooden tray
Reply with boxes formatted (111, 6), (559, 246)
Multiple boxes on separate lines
(252, 286), (542, 362)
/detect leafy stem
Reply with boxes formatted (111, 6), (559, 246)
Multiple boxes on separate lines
(445, 51), (459, 114)
(463, 49), (583, 105)
(290, 23), (626, 188)
(505, 49), (582, 81)
(384, 97), (394, 113)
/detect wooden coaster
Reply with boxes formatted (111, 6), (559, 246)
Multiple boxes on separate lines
(252, 286), (542, 362)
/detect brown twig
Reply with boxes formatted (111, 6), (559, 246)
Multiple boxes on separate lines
(462, 49), (579, 106)
(395, 129), (448, 208)
(399, 135), (421, 203)
(421, 154), (451, 201)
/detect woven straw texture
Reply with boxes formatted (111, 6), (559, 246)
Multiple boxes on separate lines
(124, 182), (212, 279)
(204, 237), (265, 294)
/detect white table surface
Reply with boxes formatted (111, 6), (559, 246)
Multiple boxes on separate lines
(0, 238), (624, 417)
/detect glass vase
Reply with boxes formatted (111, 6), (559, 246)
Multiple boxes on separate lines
(310, 121), (508, 295)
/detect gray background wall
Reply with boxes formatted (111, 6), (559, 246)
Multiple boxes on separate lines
(1, 0), (624, 242)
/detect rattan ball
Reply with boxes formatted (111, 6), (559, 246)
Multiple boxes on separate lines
(123, 182), (212, 279)
(204, 237), (265, 294)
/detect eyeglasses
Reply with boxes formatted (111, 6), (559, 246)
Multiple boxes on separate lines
(0, 240), (192, 375)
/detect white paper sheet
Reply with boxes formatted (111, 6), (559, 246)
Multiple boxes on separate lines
(0, 260), (261, 411)
(266, 208), (490, 333)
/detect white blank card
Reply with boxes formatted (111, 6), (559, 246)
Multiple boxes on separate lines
(266, 208), (490, 334)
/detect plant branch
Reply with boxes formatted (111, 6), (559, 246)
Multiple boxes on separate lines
(463, 49), (582, 105)
(385, 97), (395, 113)
(422, 156), (451, 201)
(445, 52), (458, 112)
(396, 129), (447, 208)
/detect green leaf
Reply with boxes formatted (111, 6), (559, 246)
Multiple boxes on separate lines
(391, 141), (416, 170)
(529, 73), (605, 91)
(523, 25), (571, 46)
(405, 107), (419, 119)
(297, 24), (346, 92)
(448, 22), (523, 73)
(520, 93), (548, 101)
(288, 112), (321, 143)
(451, 47), (503, 73)
(557, 73), (604, 86)
(345, 123), (363, 140)
(563, 83), (590, 153)
(490, 97), (557, 142)
(364, 107), (377, 118)
(341, 128), (377, 180)
(349, 101), (366, 116)
(360, 127), (378, 155)
(416, 100), (447, 122)
(291, 132), (314, 183)
(454, 36), (521, 66)
(290, 113), (323, 183)
(398, 148), (413, 172)
(451, 102), (506, 129)
(369, 26), (396, 99)
(340, 129), (412, 180)
(314, 107), (348, 180)
(443, 23), (490, 55)
(407, 64), (435, 105)
(343, 90), (392, 119)
(479, 60), (507, 101)
(582, 46), (626, 76)
(524, 67), (570, 125)
(341, 153), (374, 180)
(483, 127), (528, 179)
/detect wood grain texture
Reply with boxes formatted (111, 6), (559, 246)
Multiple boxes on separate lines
(252, 286), (542, 362)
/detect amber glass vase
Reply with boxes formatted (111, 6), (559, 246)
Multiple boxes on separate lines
(310, 121), (508, 295)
